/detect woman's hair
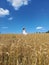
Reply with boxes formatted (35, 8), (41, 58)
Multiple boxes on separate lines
(23, 28), (25, 30)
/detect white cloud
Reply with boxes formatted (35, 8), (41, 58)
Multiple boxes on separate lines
(1, 27), (8, 29)
(36, 26), (43, 30)
(7, 0), (31, 10)
(0, 8), (9, 17)
(8, 17), (13, 20)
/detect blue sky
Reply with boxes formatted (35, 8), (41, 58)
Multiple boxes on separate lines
(0, 0), (49, 34)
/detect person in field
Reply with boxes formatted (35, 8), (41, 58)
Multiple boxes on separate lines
(22, 28), (28, 35)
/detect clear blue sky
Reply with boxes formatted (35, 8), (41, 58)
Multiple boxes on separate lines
(0, 0), (49, 34)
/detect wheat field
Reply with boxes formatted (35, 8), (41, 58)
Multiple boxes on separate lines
(0, 33), (49, 65)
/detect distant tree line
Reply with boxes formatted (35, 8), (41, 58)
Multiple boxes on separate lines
(0, 30), (49, 34)
(36, 30), (49, 33)
(46, 30), (49, 33)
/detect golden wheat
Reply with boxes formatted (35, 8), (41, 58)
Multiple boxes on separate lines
(0, 33), (49, 65)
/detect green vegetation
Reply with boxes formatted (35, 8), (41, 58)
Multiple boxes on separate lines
(46, 30), (49, 33)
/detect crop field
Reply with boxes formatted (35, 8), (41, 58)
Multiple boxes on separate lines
(0, 33), (49, 65)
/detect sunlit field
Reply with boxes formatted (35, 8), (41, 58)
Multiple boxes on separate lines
(0, 33), (49, 65)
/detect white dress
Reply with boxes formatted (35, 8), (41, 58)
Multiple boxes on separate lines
(23, 30), (27, 35)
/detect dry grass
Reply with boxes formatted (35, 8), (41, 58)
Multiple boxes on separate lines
(0, 33), (49, 65)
